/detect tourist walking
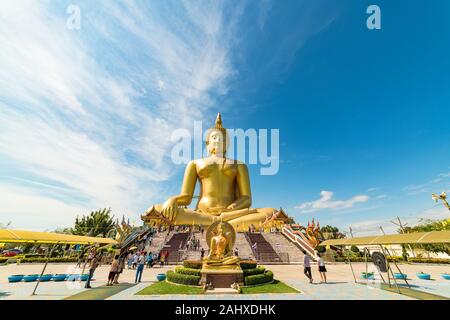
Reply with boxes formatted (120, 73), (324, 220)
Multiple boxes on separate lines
(132, 252), (139, 269)
(303, 250), (313, 283)
(135, 251), (146, 283)
(147, 251), (153, 268)
(317, 253), (327, 283)
(127, 252), (133, 269)
(114, 254), (126, 284)
(107, 255), (120, 286)
(200, 247), (205, 259)
(84, 253), (100, 288)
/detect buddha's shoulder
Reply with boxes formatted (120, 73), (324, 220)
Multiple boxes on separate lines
(192, 158), (246, 166)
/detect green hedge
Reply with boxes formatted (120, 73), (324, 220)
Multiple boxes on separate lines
(245, 271), (273, 286)
(409, 258), (450, 264)
(183, 260), (202, 269)
(166, 270), (201, 286)
(240, 260), (257, 270)
(335, 257), (402, 263)
(243, 266), (265, 277)
(175, 266), (202, 277)
(334, 256), (449, 264)
(1, 257), (78, 264)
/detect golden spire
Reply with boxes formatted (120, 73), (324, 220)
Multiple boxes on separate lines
(215, 112), (223, 129)
(210, 112), (227, 136)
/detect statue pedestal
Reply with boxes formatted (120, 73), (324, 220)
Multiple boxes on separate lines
(200, 263), (244, 288)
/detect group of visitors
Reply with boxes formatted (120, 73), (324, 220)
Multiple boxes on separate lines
(186, 237), (200, 251)
(106, 253), (126, 286)
(81, 246), (169, 289)
(109, 251), (148, 285)
(303, 250), (327, 284)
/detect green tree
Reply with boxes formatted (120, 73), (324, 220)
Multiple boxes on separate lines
(285, 216), (296, 224)
(321, 225), (346, 239)
(71, 208), (115, 238)
(403, 218), (450, 255)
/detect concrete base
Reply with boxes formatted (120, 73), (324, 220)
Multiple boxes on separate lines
(204, 288), (240, 295)
(200, 264), (244, 288)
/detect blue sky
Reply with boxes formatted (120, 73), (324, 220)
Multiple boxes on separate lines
(0, 1), (449, 235)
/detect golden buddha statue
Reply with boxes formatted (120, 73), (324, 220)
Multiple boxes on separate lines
(204, 221), (239, 266)
(143, 113), (280, 232)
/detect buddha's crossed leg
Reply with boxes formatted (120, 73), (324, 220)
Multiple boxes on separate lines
(149, 204), (276, 231)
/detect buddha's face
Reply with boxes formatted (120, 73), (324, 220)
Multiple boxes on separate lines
(217, 224), (224, 236)
(206, 129), (227, 156)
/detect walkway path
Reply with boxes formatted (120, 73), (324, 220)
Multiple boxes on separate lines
(65, 283), (135, 300)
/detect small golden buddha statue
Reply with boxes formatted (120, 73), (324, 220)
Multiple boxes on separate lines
(204, 221), (239, 266)
(144, 113), (280, 232)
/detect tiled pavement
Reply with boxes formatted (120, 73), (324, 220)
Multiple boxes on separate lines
(1, 263), (448, 300)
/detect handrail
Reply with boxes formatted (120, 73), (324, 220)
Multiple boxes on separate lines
(244, 232), (259, 260)
(282, 225), (318, 261)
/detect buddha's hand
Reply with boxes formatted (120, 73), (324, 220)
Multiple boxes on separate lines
(161, 196), (179, 223)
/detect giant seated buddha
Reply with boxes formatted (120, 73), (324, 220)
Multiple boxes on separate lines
(142, 113), (286, 232)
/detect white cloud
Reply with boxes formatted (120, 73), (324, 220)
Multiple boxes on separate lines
(346, 207), (449, 237)
(0, 1), (240, 230)
(403, 171), (450, 195)
(296, 191), (370, 213)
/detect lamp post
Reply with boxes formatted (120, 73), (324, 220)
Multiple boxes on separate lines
(432, 192), (450, 211)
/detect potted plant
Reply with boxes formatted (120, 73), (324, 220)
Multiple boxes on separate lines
(416, 272), (431, 280)
(39, 274), (54, 282)
(393, 273), (407, 280)
(52, 274), (68, 281)
(8, 274), (24, 283)
(361, 272), (374, 279)
(156, 273), (166, 281)
(23, 274), (39, 282)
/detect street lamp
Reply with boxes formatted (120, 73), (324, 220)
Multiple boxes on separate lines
(431, 192), (450, 211)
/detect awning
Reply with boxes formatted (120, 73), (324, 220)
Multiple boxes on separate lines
(319, 230), (450, 246)
(0, 229), (117, 245)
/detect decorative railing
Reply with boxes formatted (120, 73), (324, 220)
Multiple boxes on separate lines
(282, 225), (318, 261)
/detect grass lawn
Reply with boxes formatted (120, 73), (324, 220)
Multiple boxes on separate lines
(136, 281), (203, 295)
(241, 280), (300, 294)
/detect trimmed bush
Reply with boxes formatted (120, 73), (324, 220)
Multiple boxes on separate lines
(240, 260), (257, 270)
(2, 257), (78, 264)
(245, 271), (273, 286)
(19, 257), (78, 263)
(175, 266), (202, 277)
(316, 246), (326, 253)
(166, 270), (200, 286)
(183, 260), (202, 269)
(409, 258), (450, 264)
(243, 266), (265, 277)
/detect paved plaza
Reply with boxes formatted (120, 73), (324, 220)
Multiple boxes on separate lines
(0, 262), (448, 300)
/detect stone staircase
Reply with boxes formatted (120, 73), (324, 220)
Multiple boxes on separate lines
(184, 232), (209, 261)
(235, 232), (255, 260)
(183, 232), (255, 261)
(245, 232), (281, 263)
(145, 230), (174, 255)
(164, 232), (190, 263)
(262, 232), (305, 263)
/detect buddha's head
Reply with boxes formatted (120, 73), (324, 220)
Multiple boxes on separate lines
(206, 113), (229, 156)
(217, 222), (225, 236)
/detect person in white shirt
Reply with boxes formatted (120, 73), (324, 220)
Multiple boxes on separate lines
(317, 252), (327, 283)
(303, 250), (313, 284)
(135, 251), (147, 283)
